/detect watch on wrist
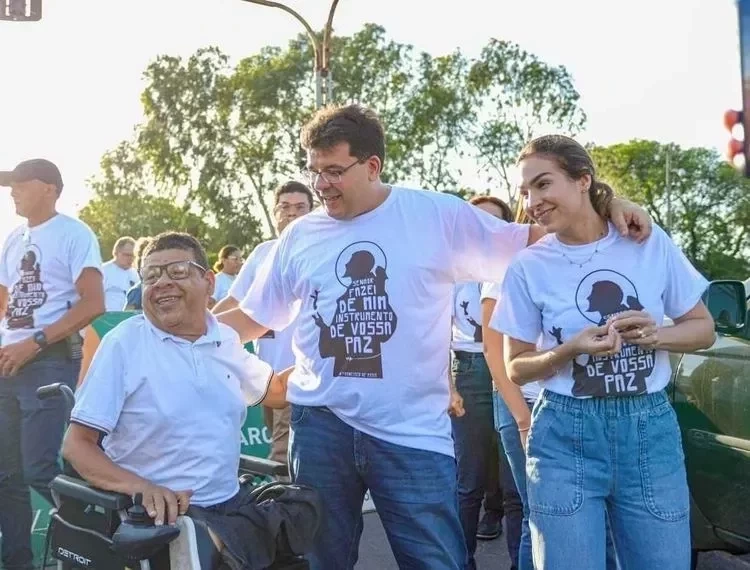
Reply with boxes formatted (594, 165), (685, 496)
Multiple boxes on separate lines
(32, 331), (49, 350)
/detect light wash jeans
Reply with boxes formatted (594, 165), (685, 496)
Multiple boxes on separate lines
(526, 390), (691, 570)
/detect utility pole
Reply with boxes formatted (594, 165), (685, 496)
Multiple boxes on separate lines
(240, 0), (340, 109)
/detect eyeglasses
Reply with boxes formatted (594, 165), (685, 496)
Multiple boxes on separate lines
(301, 158), (363, 187)
(140, 260), (207, 285)
(274, 202), (310, 214)
(226, 255), (244, 263)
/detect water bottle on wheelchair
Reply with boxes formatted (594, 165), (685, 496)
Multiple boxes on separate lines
(36, 382), (311, 570)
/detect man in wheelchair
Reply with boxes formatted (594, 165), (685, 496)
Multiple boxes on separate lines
(57, 232), (321, 569)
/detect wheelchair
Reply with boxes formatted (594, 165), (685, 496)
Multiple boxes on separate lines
(37, 383), (309, 570)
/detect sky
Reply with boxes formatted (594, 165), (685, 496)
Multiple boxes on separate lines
(0, 0), (742, 244)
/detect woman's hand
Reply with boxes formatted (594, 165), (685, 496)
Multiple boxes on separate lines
(570, 324), (623, 357)
(608, 310), (659, 350)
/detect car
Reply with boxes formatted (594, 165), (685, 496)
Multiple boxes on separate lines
(671, 279), (750, 567)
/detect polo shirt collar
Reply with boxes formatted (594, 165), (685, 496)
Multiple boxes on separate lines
(145, 311), (222, 346)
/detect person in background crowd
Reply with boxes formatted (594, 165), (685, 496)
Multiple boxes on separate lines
(102, 236), (138, 312)
(213, 181), (315, 465)
(494, 135), (714, 569)
(217, 103), (653, 569)
(0, 159), (104, 570)
(211, 245), (243, 306)
(451, 195), (522, 570)
(124, 236), (151, 311)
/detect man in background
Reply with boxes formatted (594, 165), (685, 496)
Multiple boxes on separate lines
(102, 236), (138, 311)
(213, 181), (314, 464)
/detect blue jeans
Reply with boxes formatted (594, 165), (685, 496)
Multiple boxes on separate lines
(289, 405), (466, 570)
(527, 390), (691, 570)
(451, 351), (521, 570)
(0, 352), (80, 570)
(493, 391), (534, 570)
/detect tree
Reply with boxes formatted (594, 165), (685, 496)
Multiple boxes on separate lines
(80, 141), (263, 258)
(591, 140), (750, 279)
(95, 24), (585, 236)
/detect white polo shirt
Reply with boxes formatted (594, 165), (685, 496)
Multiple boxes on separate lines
(71, 312), (273, 507)
(102, 260), (139, 312)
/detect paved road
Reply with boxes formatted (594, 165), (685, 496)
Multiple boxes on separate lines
(355, 512), (749, 570)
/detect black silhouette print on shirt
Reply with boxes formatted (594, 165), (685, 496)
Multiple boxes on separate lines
(460, 297), (483, 343)
(6, 245), (49, 329)
(312, 241), (398, 378)
(550, 269), (655, 398)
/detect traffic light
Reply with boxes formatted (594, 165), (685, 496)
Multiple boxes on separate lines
(0, 0), (42, 21)
(723, 109), (749, 174)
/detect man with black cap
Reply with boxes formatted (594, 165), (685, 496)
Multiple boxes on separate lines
(0, 159), (104, 570)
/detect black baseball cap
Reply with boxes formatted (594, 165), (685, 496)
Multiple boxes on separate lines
(0, 159), (64, 192)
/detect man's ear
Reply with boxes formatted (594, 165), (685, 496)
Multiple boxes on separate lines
(205, 270), (216, 297)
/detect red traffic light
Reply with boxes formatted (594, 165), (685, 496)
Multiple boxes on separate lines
(724, 109), (742, 132)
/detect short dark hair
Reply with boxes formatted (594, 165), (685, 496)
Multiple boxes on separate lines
(274, 180), (314, 209)
(300, 104), (386, 170)
(141, 232), (209, 271)
(469, 196), (513, 222)
(133, 236), (152, 271)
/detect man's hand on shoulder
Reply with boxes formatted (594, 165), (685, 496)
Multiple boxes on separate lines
(609, 197), (652, 243)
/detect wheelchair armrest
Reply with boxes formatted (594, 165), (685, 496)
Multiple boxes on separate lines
(51, 474), (133, 511)
(239, 454), (289, 477)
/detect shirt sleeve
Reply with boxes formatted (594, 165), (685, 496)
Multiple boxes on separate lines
(450, 200), (530, 284)
(67, 223), (103, 283)
(0, 236), (11, 288)
(228, 244), (263, 301)
(481, 281), (501, 302)
(240, 237), (300, 332)
(659, 228), (709, 319)
(224, 333), (274, 406)
(491, 261), (543, 344)
(70, 332), (127, 434)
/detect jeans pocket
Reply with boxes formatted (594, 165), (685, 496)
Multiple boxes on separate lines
(289, 404), (308, 426)
(638, 404), (690, 522)
(526, 402), (584, 516)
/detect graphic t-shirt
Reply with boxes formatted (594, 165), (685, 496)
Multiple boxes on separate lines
(213, 272), (236, 304)
(452, 282), (484, 353)
(229, 239), (295, 372)
(240, 187), (530, 456)
(102, 260), (138, 312)
(494, 223), (708, 399)
(0, 214), (102, 346)
(481, 281), (541, 403)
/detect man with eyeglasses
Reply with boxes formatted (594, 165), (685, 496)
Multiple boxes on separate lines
(213, 181), (315, 466)
(64, 232), (296, 567)
(0, 159), (104, 570)
(218, 104), (654, 569)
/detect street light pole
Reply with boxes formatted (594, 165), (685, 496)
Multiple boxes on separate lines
(240, 0), (339, 109)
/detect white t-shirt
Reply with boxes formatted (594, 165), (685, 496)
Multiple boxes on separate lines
(213, 272), (235, 303)
(70, 313), (273, 507)
(240, 187), (530, 457)
(452, 283), (484, 353)
(0, 214), (102, 346)
(494, 223), (708, 399)
(481, 281), (542, 402)
(102, 260), (139, 312)
(229, 239), (296, 372)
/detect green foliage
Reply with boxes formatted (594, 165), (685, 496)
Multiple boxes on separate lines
(591, 140), (750, 279)
(89, 24), (585, 239)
